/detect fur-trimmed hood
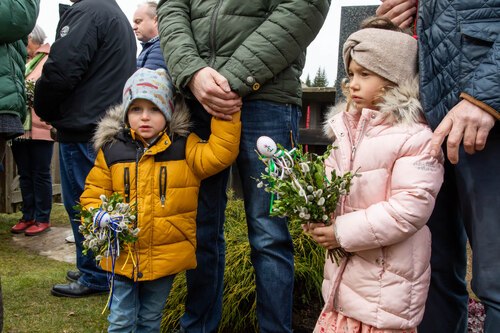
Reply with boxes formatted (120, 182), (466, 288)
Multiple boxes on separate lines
(92, 95), (191, 151)
(323, 77), (424, 140)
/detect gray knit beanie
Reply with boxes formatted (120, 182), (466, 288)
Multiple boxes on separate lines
(123, 68), (175, 123)
(343, 28), (417, 85)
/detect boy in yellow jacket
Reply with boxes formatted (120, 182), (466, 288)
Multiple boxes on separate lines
(80, 68), (241, 331)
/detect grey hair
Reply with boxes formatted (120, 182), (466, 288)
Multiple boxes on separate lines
(29, 25), (47, 45)
(139, 1), (158, 18)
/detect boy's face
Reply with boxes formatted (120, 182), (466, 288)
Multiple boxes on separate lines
(347, 60), (390, 112)
(127, 98), (166, 140)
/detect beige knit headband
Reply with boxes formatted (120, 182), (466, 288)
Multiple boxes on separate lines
(343, 28), (418, 85)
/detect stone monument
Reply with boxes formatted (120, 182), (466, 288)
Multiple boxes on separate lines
(335, 5), (378, 102)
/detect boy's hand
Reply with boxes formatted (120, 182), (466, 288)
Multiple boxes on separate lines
(376, 0), (417, 29)
(302, 222), (340, 250)
(188, 67), (242, 120)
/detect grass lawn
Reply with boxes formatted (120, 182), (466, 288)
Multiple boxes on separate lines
(0, 204), (109, 333)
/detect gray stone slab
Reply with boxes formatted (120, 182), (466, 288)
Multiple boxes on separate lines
(335, 5), (378, 102)
(12, 226), (76, 264)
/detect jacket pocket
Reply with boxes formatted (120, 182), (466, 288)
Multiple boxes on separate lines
(458, 18), (499, 83)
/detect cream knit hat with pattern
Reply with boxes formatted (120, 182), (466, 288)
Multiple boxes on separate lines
(122, 68), (175, 123)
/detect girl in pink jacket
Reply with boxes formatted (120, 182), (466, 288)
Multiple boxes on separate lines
(304, 17), (444, 332)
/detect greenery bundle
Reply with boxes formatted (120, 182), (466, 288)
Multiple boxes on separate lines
(255, 137), (357, 264)
(75, 192), (139, 262)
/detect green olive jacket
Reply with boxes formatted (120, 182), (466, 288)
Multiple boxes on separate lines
(0, 0), (39, 123)
(158, 0), (331, 106)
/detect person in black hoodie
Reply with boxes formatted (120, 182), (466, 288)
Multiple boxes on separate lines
(34, 0), (137, 298)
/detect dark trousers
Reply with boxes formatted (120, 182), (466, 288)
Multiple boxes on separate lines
(419, 126), (500, 332)
(11, 140), (54, 222)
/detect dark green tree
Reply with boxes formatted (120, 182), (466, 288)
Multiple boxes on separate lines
(305, 74), (311, 87)
(312, 67), (329, 87)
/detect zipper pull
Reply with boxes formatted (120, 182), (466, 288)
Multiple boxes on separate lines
(124, 167), (130, 203)
(159, 166), (166, 207)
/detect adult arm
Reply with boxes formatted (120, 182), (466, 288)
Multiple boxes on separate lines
(375, 0), (416, 29)
(430, 21), (499, 163)
(0, 0), (39, 43)
(157, 0), (241, 119)
(34, 8), (99, 122)
(430, 100), (496, 164)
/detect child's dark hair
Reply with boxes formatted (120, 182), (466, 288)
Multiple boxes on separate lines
(360, 16), (405, 32)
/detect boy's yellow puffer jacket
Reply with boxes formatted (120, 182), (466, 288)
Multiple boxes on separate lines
(80, 99), (240, 281)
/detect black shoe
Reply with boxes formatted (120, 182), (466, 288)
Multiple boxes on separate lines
(66, 270), (82, 283)
(51, 282), (108, 298)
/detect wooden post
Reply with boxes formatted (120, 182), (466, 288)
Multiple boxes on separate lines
(0, 145), (15, 213)
(0, 142), (61, 213)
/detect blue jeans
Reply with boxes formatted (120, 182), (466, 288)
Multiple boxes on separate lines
(108, 275), (175, 333)
(11, 140), (54, 222)
(419, 126), (500, 332)
(181, 100), (300, 333)
(59, 142), (108, 291)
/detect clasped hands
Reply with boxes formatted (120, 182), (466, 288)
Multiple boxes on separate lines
(188, 67), (242, 120)
(302, 222), (340, 250)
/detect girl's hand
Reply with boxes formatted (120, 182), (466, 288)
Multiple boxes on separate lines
(302, 222), (340, 250)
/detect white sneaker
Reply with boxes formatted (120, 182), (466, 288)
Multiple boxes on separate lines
(65, 234), (75, 243)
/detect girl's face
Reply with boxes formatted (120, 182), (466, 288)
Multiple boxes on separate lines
(127, 98), (166, 141)
(347, 60), (390, 112)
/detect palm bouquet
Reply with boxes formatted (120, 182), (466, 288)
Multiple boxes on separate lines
(75, 192), (139, 263)
(25, 79), (35, 109)
(255, 136), (357, 264)
(75, 192), (139, 311)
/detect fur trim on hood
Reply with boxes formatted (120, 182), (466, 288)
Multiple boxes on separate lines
(323, 77), (424, 140)
(92, 95), (191, 151)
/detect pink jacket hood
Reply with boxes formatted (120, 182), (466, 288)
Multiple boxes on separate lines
(320, 78), (444, 329)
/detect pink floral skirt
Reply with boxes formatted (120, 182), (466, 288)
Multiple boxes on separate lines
(314, 310), (417, 333)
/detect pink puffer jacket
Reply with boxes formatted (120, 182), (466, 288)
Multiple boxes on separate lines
(321, 79), (444, 329)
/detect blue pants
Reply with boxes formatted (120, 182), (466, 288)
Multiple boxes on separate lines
(419, 126), (500, 332)
(11, 139), (54, 222)
(59, 142), (108, 291)
(180, 100), (300, 333)
(108, 275), (175, 333)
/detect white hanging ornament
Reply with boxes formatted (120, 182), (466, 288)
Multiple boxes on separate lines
(256, 136), (277, 157)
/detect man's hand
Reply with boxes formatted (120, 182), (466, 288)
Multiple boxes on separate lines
(430, 99), (495, 164)
(188, 67), (242, 120)
(302, 222), (339, 250)
(376, 0), (417, 29)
